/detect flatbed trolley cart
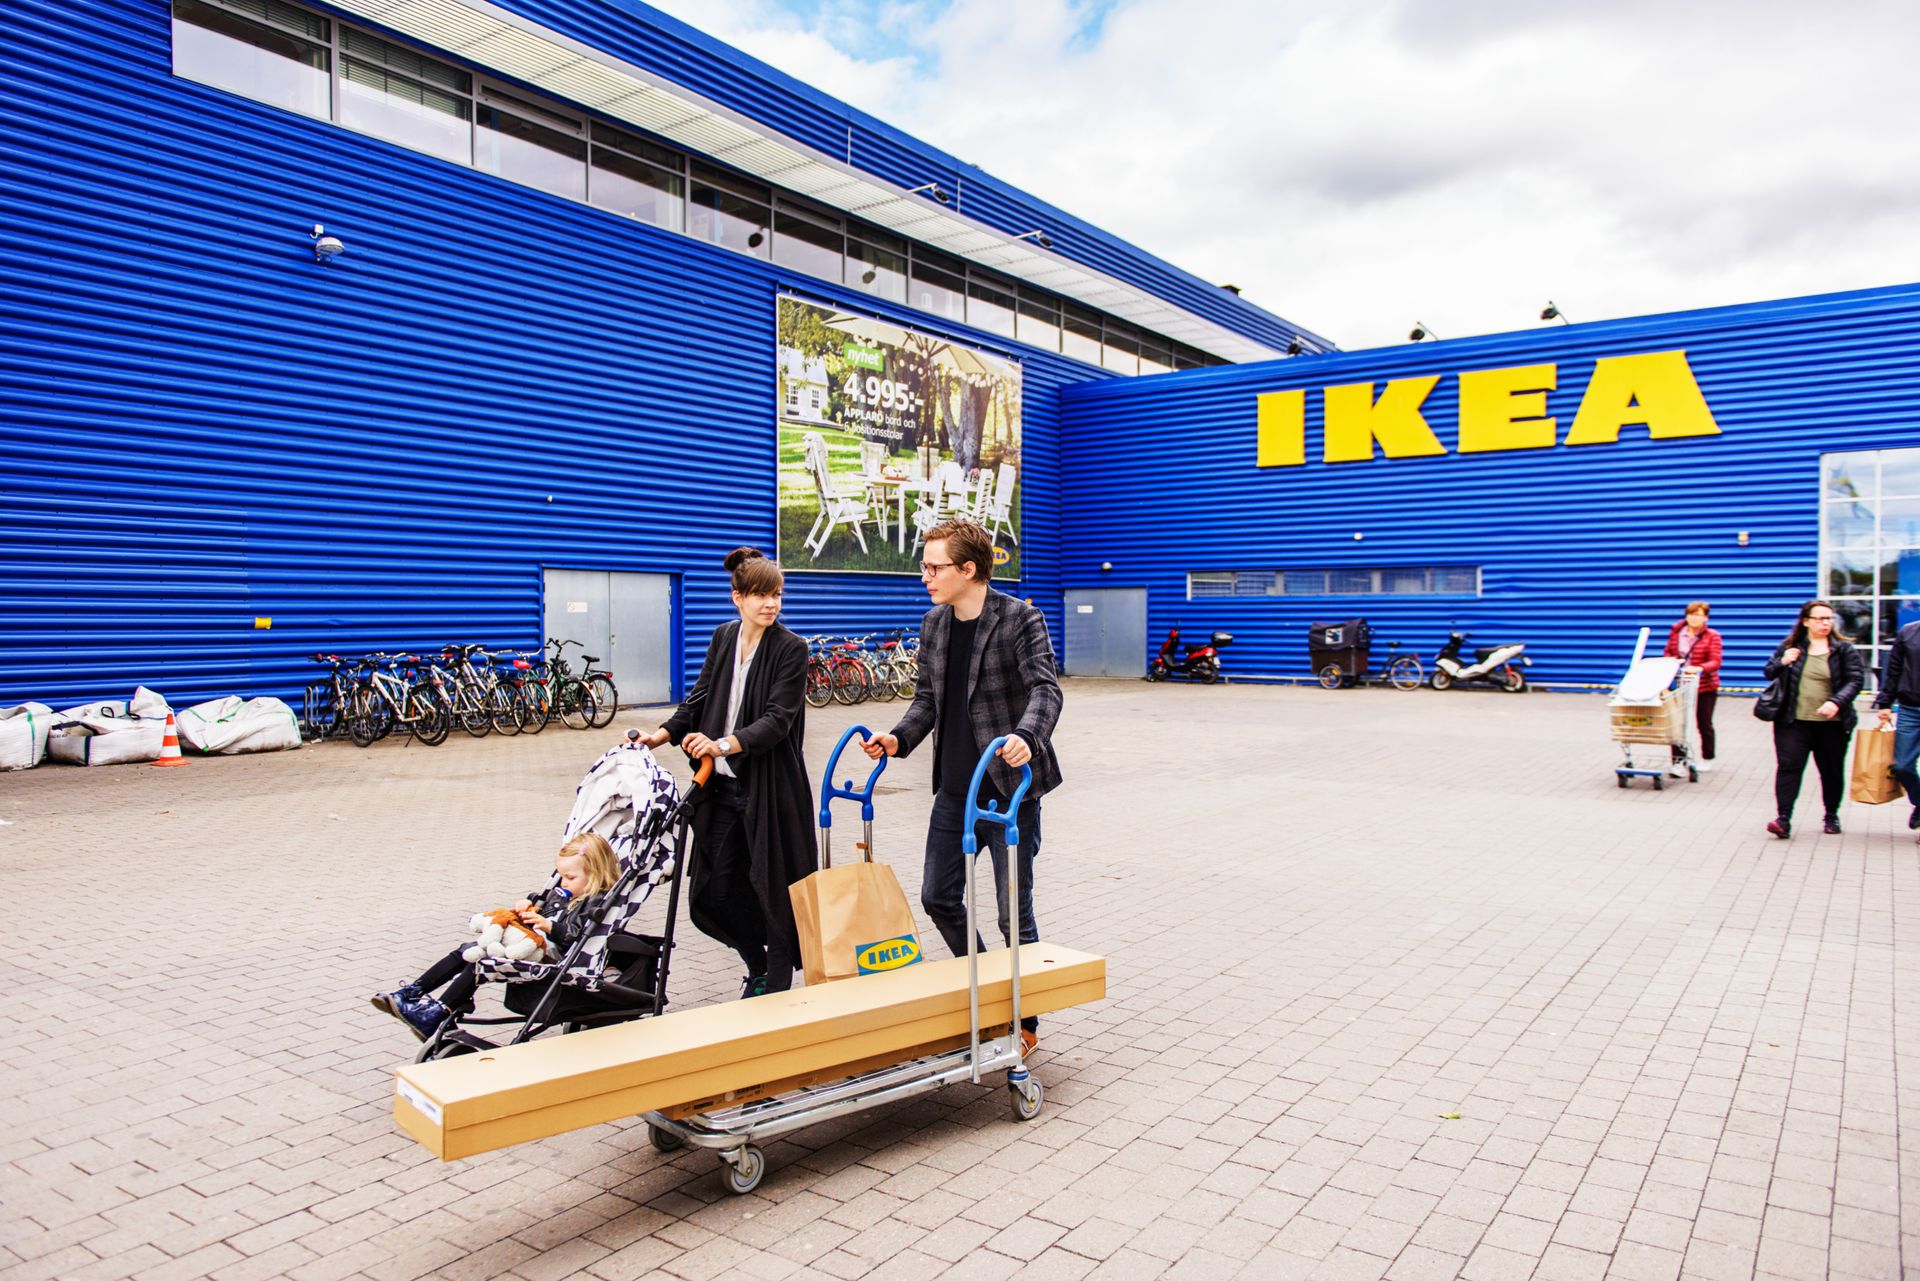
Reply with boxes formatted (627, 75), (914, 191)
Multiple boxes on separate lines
(1610, 627), (1701, 789)
(641, 726), (1042, 1195)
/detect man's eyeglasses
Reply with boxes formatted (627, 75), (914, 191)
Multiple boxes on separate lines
(919, 561), (955, 578)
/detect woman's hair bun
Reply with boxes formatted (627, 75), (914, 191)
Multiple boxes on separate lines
(723, 546), (765, 573)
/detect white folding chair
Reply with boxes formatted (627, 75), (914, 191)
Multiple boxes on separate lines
(802, 434), (873, 559)
(981, 461), (1019, 545)
(909, 472), (948, 558)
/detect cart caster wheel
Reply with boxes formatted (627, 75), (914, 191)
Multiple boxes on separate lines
(648, 1124), (684, 1154)
(1688, 768), (1699, 782)
(1616, 774), (1628, 788)
(1010, 1076), (1043, 1122)
(1653, 775), (1665, 791)
(722, 1146), (764, 1195)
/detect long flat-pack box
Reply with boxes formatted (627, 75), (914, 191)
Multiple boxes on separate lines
(394, 942), (1105, 1160)
(1609, 690), (1683, 745)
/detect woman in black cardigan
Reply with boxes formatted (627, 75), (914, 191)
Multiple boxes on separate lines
(637, 548), (817, 995)
(1763, 599), (1865, 838)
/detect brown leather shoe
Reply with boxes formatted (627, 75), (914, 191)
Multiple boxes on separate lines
(1019, 1028), (1039, 1056)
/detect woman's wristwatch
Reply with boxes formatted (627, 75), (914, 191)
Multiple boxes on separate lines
(716, 736), (733, 756)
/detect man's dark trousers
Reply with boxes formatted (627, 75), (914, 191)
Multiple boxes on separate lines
(921, 791), (1041, 956)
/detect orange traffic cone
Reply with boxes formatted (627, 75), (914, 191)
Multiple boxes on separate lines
(152, 711), (188, 767)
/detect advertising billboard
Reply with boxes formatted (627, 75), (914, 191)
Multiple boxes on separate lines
(777, 296), (1023, 576)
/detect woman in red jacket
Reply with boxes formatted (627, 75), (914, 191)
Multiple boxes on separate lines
(1665, 601), (1723, 772)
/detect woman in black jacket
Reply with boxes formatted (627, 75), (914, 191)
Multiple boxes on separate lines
(1763, 600), (1865, 838)
(636, 548), (816, 995)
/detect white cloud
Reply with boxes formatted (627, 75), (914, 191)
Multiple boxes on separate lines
(639, 0), (1920, 350)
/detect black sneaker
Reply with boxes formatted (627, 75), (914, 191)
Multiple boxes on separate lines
(1908, 804), (1920, 831)
(1823, 815), (1842, 835)
(740, 974), (769, 999)
(1766, 817), (1790, 839)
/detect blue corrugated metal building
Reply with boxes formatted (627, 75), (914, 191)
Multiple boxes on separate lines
(4, 0), (1916, 709)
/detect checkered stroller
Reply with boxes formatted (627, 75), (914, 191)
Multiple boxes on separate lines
(417, 742), (708, 1063)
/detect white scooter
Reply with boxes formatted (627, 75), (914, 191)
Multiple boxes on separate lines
(1430, 631), (1531, 692)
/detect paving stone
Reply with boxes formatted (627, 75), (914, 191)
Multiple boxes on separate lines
(3, 687), (1916, 1281)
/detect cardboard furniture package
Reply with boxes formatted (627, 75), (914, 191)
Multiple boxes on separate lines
(394, 942), (1106, 1160)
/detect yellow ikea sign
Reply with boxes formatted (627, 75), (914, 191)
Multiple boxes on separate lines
(1256, 350), (1719, 467)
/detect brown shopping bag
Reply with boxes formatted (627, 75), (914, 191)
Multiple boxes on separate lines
(790, 850), (925, 986)
(1851, 726), (1901, 805)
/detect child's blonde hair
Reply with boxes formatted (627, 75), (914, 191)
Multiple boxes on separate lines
(558, 832), (620, 896)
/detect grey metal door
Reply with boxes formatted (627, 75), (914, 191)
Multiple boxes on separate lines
(1063, 588), (1147, 677)
(543, 570), (672, 707)
(607, 571), (672, 704)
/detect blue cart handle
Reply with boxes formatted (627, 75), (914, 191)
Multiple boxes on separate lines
(819, 725), (887, 826)
(962, 735), (1034, 852)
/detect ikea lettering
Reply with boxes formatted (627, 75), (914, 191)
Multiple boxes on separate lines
(1255, 351), (1719, 467)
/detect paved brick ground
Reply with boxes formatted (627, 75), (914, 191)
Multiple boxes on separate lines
(2, 681), (1916, 1281)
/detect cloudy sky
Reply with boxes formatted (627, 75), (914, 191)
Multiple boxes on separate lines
(638, 0), (1917, 352)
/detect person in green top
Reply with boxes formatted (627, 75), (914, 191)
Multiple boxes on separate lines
(1763, 600), (1866, 838)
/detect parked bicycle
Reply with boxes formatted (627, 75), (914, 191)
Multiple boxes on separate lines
(302, 653), (359, 741)
(538, 638), (606, 730)
(347, 652), (450, 747)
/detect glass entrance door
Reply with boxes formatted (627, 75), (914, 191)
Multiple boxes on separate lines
(1821, 448), (1920, 677)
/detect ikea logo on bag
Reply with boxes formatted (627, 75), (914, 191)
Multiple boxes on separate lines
(1256, 350), (1720, 467)
(856, 935), (924, 975)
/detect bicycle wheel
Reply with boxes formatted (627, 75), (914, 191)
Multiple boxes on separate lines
(1387, 656), (1424, 691)
(559, 680), (595, 730)
(1316, 663), (1343, 690)
(452, 685), (490, 738)
(408, 684), (450, 746)
(805, 662), (832, 708)
(347, 688), (382, 747)
(830, 660), (868, 705)
(866, 662), (897, 702)
(488, 685), (523, 735)
(892, 660), (917, 700)
(518, 681), (551, 732)
(586, 674), (618, 728)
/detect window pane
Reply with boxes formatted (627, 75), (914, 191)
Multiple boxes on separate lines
(967, 278), (1016, 338)
(1101, 328), (1139, 375)
(1834, 599), (1876, 648)
(1879, 447), (1920, 498)
(590, 146), (683, 230)
(1235, 571), (1277, 596)
(1061, 306), (1102, 364)
(1380, 568), (1429, 594)
(773, 209), (842, 278)
(173, 0), (330, 119)
(846, 238), (907, 302)
(1327, 570), (1373, 594)
(342, 27), (470, 92)
(1282, 570), (1326, 595)
(910, 261), (966, 324)
(1015, 290), (1059, 352)
(1824, 451), (1877, 500)
(1139, 338), (1173, 376)
(1434, 567), (1479, 593)
(1883, 598), (1920, 642)
(1881, 496), (1920, 548)
(1189, 573), (1234, 598)
(340, 57), (472, 165)
(689, 166), (770, 258)
(476, 106), (585, 199)
(1883, 546), (1920, 596)
(1827, 547), (1875, 597)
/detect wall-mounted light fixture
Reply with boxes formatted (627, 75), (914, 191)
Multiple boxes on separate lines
(1540, 301), (1569, 324)
(1737, 530), (1750, 546)
(1409, 323), (1437, 342)
(1100, 561), (1113, 572)
(906, 182), (951, 205)
(311, 223), (345, 264)
(1353, 532), (1364, 541)
(1286, 339), (1304, 356)
(1014, 229), (1054, 249)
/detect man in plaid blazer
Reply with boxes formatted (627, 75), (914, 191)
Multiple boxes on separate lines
(864, 519), (1062, 1050)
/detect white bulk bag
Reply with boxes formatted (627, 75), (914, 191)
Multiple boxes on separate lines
(176, 696), (302, 755)
(0, 703), (54, 770)
(46, 700), (168, 766)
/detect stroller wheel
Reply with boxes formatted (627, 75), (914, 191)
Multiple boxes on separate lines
(415, 1036), (480, 1064)
(648, 1123), (685, 1154)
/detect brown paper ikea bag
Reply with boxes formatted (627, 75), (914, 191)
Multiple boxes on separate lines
(790, 846), (925, 986)
(1851, 726), (1901, 804)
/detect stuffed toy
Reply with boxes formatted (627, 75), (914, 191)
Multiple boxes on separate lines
(462, 908), (551, 964)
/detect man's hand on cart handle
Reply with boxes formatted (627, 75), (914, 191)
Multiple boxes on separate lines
(1880, 708), (1896, 726)
(862, 732), (899, 760)
(998, 734), (1033, 768)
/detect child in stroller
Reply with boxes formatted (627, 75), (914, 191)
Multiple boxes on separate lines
(371, 832), (621, 1041)
(373, 741), (707, 1061)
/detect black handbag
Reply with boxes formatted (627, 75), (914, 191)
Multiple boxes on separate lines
(1753, 677), (1785, 722)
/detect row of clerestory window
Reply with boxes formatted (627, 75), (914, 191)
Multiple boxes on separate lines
(170, 0), (1230, 375)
